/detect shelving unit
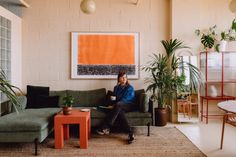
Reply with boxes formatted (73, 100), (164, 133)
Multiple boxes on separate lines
(200, 51), (236, 123)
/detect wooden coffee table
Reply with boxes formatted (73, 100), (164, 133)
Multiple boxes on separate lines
(54, 109), (90, 149)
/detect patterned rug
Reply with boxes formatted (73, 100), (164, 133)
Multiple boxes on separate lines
(0, 127), (206, 157)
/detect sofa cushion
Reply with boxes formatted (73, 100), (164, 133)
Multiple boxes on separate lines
(139, 93), (149, 113)
(135, 89), (145, 104)
(134, 89), (146, 110)
(26, 85), (49, 108)
(105, 90), (113, 105)
(67, 88), (106, 107)
(49, 90), (67, 107)
(125, 111), (152, 118)
(0, 108), (60, 132)
(74, 107), (107, 118)
(36, 95), (59, 108)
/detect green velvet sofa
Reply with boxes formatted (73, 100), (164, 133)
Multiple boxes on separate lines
(50, 88), (153, 127)
(0, 88), (152, 155)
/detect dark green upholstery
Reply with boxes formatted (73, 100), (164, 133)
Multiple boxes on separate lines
(134, 89), (145, 107)
(67, 88), (106, 107)
(0, 108), (60, 132)
(9, 95), (27, 113)
(139, 93), (149, 112)
(49, 88), (152, 127)
(0, 105), (60, 144)
(0, 88), (152, 149)
(49, 90), (67, 106)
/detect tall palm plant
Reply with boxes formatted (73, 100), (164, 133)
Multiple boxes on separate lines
(0, 70), (21, 112)
(143, 39), (201, 109)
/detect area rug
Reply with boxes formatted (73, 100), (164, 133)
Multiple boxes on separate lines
(0, 127), (206, 157)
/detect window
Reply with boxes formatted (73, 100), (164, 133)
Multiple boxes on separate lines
(0, 15), (11, 103)
(178, 56), (198, 85)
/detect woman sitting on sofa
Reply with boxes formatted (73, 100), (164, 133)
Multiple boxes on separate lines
(96, 71), (135, 144)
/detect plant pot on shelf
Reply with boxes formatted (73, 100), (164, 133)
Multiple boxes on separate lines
(63, 106), (72, 115)
(227, 41), (236, 51)
(155, 108), (167, 126)
(209, 85), (217, 97)
(217, 40), (227, 52)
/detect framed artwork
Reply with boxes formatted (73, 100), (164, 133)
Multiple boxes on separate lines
(71, 32), (139, 79)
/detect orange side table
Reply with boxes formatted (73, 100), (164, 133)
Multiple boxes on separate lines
(54, 109), (90, 149)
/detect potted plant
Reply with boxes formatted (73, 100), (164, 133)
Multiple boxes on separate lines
(62, 95), (74, 115)
(196, 20), (236, 52)
(0, 70), (22, 113)
(216, 19), (236, 52)
(142, 39), (200, 126)
(195, 25), (218, 51)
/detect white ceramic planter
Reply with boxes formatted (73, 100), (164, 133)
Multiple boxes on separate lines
(209, 85), (217, 97)
(227, 41), (236, 51)
(218, 40), (227, 52)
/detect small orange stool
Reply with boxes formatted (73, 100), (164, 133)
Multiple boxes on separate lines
(54, 109), (90, 149)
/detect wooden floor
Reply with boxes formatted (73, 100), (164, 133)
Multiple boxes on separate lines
(174, 119), (236, 157)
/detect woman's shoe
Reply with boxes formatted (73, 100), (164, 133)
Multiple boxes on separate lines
(127, 132), (134, 144)
(96, 128), (110, 135)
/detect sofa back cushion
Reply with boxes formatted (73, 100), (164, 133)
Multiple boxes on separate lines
(67, 88), (106, 107)
(135, 89), (149, 113)
(26, 85), (49, 108)
(139, 93), (149, 112)
(135, 89), (145, 105)
(49, 90), (67, 107)
(35, 95), (59, 108)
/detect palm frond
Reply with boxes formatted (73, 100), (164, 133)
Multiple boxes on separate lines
(161, 39), (190, 57)
(0, 70), (22, 106)
(142, 39), (200, 108)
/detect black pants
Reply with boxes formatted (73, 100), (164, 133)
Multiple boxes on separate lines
(103, 102), (135, 133)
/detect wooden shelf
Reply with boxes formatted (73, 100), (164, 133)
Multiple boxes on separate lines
(200, 95), (236, 100)
(200, 51), (236, 124)
(204, 81), (236, 84)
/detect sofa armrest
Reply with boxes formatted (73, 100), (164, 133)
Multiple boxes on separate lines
(139, 93), (149, 113)
(10, 95), (27, 113)
(148, 98), (154, 114)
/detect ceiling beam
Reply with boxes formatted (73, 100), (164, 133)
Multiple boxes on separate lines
(19, 0), (29, 8)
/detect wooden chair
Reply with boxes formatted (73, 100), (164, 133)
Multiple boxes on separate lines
(186, 94), (198, 119)
(220, 113), (236, 149)
(177, 99), (189, 118)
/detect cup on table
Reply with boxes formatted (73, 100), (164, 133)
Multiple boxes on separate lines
(110, 96), (116, 101)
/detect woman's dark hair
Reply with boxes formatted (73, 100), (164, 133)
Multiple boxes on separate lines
(117, 71), (129, 85)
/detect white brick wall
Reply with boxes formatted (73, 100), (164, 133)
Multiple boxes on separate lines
(22, 0), (170, 91)
(0, 6), (22, 90)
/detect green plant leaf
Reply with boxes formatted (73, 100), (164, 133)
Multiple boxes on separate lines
(232, 18), (236, 31)
(142, 39), (200, 109)
(215, 43), (220, 52)
(201, 35), (214, 49)
(0, 70), (22, 107)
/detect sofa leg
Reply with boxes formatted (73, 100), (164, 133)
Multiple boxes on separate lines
(34, 138), (38, 156)
(147, 122), (150, 136)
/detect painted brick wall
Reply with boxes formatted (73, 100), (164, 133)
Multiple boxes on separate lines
(22, 0), (170, 91)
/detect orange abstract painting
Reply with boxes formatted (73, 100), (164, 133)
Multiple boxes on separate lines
(71, 32), (139, 79)
(78, 35), (135, 65)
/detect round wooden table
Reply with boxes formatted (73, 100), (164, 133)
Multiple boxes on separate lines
(218, 100), (236, 114)
(217, 100), (236, 149)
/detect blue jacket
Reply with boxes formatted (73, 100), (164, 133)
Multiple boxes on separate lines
(113, 84), (135, 104)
